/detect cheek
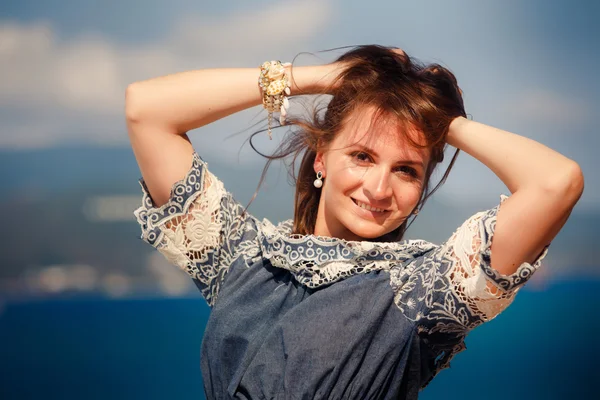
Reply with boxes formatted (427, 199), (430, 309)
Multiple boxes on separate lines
(393, 181), (423, 206)
(322, 166), (363, 212)
(327, 164), (366, 194)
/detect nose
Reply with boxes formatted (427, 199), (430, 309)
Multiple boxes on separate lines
(363, 167), (393, 201)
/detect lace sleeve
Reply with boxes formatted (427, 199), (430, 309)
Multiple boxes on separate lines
(435, 194), (550, 325)
(133, 152), (262, 306)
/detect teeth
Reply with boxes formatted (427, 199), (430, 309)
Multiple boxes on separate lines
(355, 199), (385, 212)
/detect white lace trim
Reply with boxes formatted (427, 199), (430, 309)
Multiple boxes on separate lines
(154, 178), (225, 272)
(134, 152), (230, 305)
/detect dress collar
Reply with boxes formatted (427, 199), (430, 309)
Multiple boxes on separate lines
(258, 219), (437, 288)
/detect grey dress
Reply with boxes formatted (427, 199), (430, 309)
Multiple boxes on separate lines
(134, 151), (549, 399)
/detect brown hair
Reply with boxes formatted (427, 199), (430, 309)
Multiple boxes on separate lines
(250, 45), (466, 242)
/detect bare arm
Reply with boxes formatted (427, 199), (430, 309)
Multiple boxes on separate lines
(125, 64), (340, 206)
(446, 117), (584, 276)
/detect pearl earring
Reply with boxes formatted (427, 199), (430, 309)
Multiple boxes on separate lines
(313, 171), (323, 188)
(413, 208), (419, 215)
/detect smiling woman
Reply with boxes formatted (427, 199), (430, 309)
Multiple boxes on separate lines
(125, 45), (583, 399)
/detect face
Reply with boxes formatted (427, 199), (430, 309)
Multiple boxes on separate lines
(313, 106), (430, 241)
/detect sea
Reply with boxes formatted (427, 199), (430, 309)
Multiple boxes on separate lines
(1, 279), (597, 399)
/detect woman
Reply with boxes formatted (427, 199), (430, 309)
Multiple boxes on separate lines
(127, 45), (583, 399)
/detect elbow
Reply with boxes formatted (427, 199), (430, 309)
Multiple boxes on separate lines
(566, 161), (585, 202)
(548, 161), (585, 206)
(125, 82), (144, 125)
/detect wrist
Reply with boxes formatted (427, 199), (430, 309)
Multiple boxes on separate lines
(447, 116), (469, 147)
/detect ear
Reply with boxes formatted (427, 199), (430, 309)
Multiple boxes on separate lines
(314, 151), (326, 177)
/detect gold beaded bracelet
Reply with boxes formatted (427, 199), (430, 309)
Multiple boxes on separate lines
(258, 60), (291, 139)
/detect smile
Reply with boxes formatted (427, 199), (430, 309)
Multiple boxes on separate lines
(351, 198), (389, 213)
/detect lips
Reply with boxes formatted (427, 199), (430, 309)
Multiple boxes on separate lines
(351, 198), (389, 213)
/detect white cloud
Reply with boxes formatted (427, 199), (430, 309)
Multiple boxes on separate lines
(503, 89), (590, 126)
(169, 2), (333, 58)
(0, 0), (333, 149)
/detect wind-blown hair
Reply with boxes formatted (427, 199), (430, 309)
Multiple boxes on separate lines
(251, 45), (466, 242)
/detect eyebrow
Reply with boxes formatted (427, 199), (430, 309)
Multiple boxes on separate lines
(351, 144), (426, 167)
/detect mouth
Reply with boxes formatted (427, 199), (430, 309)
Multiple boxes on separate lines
(351, 198), (390, 214)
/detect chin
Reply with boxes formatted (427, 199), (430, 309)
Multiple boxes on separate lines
(344, 221), (391, 241)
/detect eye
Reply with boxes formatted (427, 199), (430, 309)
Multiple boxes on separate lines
(394, 165), (419, 178)
(351, 151), (373, 163)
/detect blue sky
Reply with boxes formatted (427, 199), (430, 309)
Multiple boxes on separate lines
(1, 0), (599, 210)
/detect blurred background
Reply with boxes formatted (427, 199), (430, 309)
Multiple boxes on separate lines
(1, 0), (598, 398)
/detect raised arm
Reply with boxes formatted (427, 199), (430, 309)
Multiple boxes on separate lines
(446, 117), (584, 277)
(125, 64), (340, 206)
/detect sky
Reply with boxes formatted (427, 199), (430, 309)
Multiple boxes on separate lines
(1, 0), (599, 210)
